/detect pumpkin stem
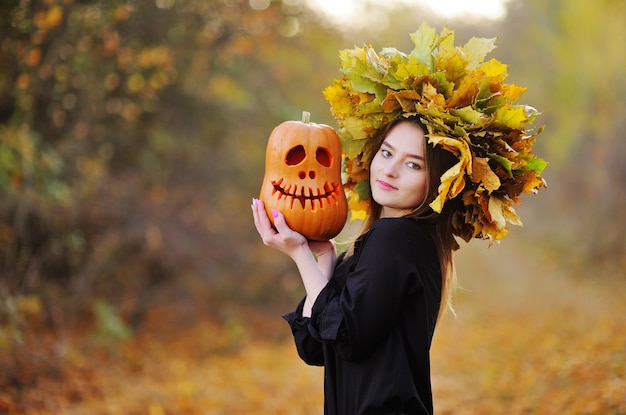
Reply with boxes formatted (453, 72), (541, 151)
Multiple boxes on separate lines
(302, 111), (311, 124)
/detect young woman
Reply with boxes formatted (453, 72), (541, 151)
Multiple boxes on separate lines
(251, 116), (460, 415)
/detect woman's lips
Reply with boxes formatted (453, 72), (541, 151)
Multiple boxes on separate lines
(377, 180), (397, 191)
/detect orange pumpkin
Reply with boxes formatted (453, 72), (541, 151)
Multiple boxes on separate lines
(259, 111), (348, 241)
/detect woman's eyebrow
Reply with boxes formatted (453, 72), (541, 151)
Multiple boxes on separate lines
(382, 140), (424, 160)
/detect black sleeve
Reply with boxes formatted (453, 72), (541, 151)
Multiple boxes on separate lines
(282, 298), (324, 366)
(308, 219), (431, 361)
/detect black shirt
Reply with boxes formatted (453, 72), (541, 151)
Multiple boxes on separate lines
(283, 217), (442, 415)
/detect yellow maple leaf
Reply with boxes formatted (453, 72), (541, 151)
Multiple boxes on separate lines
(500, 83), (527, 103)
(479, 58), (508, 83)
(323, 83), (353, 117)
(494, 105), (528, 129)
(436, 46), (468, 85)
(445, 71), (481, 109)
(346, 189), (369, 221)
(428, 135), (472, 212)
(392, 56), (428, 84)
(342, 117), (372, 141)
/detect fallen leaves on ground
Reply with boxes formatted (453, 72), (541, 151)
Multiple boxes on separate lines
(1, 244), (625, 414)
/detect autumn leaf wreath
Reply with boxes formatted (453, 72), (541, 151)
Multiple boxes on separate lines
(323, 23), (547, 242)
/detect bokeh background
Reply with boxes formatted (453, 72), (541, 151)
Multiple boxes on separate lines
(1, 0), (624, 413)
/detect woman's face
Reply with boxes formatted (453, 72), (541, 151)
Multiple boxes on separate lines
(369, 121), (429, 218)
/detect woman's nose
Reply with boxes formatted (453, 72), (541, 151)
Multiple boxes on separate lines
(383, 162), (399, 177)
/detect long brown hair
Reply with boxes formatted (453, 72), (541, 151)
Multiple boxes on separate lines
(351, 115), (460, 320)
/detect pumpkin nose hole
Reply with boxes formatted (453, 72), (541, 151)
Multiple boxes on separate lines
(309, 171), (316, 179)
(316, 147), (331, 167)
(298, 171), (306, 180)
(286, 145), (306, 165)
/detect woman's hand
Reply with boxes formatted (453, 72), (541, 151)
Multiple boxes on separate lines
(251, 198), (308, 259)
(252, 198), (336, 317)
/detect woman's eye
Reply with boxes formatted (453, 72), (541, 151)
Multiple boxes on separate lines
(407, 161), (421, 170)
(381, 149), (391, 158)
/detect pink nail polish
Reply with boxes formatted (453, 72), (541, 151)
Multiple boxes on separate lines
(271, 209), (279, 218)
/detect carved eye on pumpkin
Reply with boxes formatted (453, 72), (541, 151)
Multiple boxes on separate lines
(285, 145), (332, 168)
(286, 145), (306, 165)
(316, 147), (331, 167)
(259, 111), (348, 241)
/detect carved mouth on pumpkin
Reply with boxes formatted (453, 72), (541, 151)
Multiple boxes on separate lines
(271, 178), (340, 210)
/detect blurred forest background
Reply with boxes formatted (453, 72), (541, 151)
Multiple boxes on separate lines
(1, 0), (625, 413)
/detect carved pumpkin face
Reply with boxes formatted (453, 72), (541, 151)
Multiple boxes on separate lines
(259, 112), (348, 241)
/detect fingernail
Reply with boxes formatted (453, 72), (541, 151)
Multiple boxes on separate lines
(252, 198), (256, 207)
(271, 209), (279, 218)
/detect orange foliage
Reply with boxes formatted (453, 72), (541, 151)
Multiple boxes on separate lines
(0, 305), (324, 415)
(2, 258), (625, 415)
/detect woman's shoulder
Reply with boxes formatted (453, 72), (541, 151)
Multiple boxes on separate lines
(371, 217), (429, 235)
(368, 217), (434, 249)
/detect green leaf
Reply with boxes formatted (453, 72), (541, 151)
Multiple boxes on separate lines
(340, 47), (385, 84)
(453, 106), (482, 124)
(341, 135), (367, 159)
(527, 157), (547, 175)
(475, 78), (500, 111)
(489, 152), (513, 176)
(347, 75), (379, 94)
(408, 23), (441, 72)
(463, 36), (497, 70)
(355, 180), (371, 200)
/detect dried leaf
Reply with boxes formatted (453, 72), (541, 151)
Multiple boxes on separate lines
(472, 157), (501, 192)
